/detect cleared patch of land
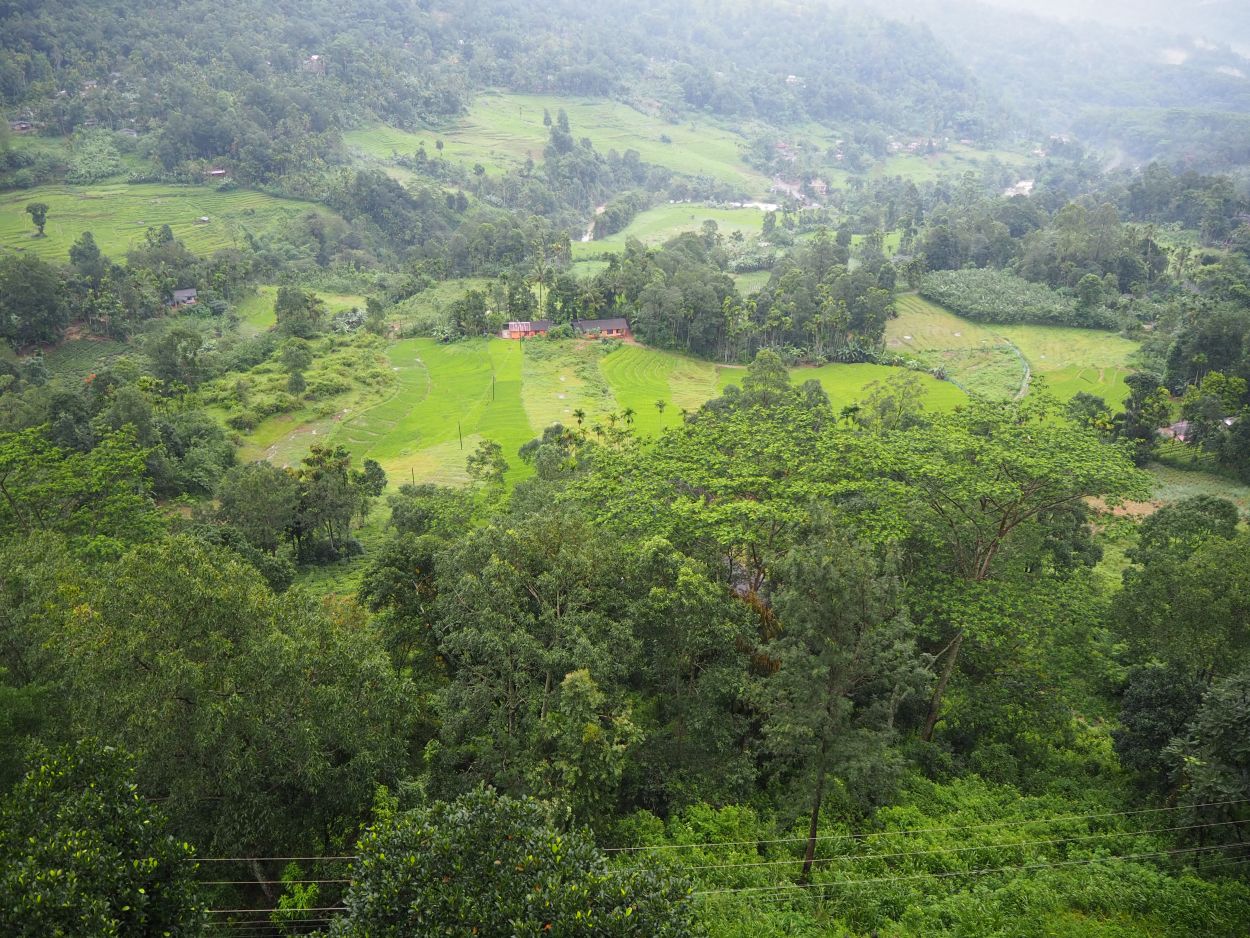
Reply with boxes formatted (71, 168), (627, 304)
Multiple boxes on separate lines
(887, 293), (1137, 403)
(0, 183), (337, 261)
(235, 286), (367, 336)
(347, 92), (773, 195)
(572, 203), (768, 259)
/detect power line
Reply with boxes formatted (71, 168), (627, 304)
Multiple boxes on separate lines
(742, 848), (1250, 908)
(604, 798), (1250, 854)
(693, 842), (1249, 898)
(199, 878), (351, 886)
(640, 818), (1243, 875)
(194, 855), (357, 863)
(207, 906), (346, 915)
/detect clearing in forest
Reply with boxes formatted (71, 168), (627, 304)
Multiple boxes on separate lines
(0, 183), (339, 261)
(345, 92), (773, 195)
(571, 203), (770, 259)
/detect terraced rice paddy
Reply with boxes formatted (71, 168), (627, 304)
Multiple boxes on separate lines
(346, 92), (773, 195)
(887, 293), (1138, 404)
(0, 183), (337, 261)
(243, 336), (969, 485)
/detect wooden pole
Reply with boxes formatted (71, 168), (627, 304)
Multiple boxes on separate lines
(458, 421), (463, 450)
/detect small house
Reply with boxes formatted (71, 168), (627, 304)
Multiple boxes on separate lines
(573, 318), (630, 339)
(169, 288), (199, 308)
(302, 54), (327, 76)
(208, 168), (229, 178)
(9, 120), (33, 133)
(500, 320), (551, 339)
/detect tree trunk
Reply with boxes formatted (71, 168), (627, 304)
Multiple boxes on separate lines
(921, 630), (963, 742)
(799, 746), (829, 883)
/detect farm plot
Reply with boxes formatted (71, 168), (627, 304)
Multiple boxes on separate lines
(887, 293), (1138, 403)
(332, 338), (535, 485)
(0, 183), (337, 261)
(254, 336), (972, 487)
(347, 93), (771, 195)
(572, 203), (768, 259)
(235, 286), (367, 336)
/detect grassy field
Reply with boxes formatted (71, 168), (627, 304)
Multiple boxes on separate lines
(235, 286), (368, 336)
(347, 92), (773, 195)
(0, 183), (335, 261)
(572, 203), (769, 259)
(886, 293), (1137, 403)
(238, 335), (968, 486)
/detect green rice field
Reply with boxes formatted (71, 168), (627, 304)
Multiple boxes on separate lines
(241, 336), (968, 486)
(887, 293), (1138, 404)
(346, 92), (773, 195)
(0, 183), (337, 261)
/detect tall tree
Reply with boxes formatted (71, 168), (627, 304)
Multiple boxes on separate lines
(755, 526), (930, 881)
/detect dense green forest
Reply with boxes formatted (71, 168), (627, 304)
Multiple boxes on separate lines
(3, 0), (1250, 935)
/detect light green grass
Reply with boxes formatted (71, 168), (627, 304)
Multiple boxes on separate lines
(993, 322), (1138, 408)
(887, 293), (1138, 403)
(572, 204), (768, 259)
(715, 361), (967, 412)
(872, 143), (1032, 183)
(600, 344), (721, 434)
(571, 260), (610, 280)
(0, 183), (336, 261)
(234, 286), (367, 336)
(331, 338), (535, 485)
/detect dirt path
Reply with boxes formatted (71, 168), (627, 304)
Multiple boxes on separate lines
(581, 204), (606, 243)
(995, 334), (1032, 400)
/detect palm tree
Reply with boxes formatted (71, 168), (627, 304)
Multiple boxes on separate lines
(655, 399), (667, 414)
(572, 408), (586, 426)
(622, 407), (635, 425)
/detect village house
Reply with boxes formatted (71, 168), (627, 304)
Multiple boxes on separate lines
(9, 120), (33, 133)
(302, 54), (327, 76)
(208, 168), (229, 178)
(573, 317), (630, 338)
(169, 288), (199, 308)
(500, 319), (551, 339)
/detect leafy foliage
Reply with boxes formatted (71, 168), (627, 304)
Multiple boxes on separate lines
(331, 786), (696, 937)
(0, 740), (204, 938)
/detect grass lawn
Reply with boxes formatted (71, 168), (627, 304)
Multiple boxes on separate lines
(235, 286), (368, 336)
(0, 183), (336, 261)
(887, 293), (1138, 403)
(572, 203), (768, 259)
